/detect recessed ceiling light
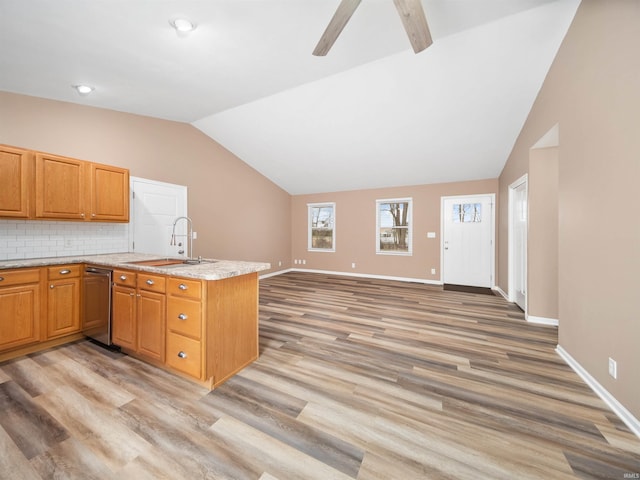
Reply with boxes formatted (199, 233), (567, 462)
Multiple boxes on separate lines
(73, 84), (94, 96)
(170, 17), (196, 34)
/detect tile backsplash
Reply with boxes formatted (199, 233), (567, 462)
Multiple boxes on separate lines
(0, 220), (129, 260)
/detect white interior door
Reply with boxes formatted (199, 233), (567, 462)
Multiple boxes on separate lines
(130, 177), (187, 257)
(442, 195), (494, 288)
(510, 177), (528, 310)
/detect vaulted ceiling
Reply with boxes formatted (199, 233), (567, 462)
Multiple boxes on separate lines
(0, 0), (580, 194)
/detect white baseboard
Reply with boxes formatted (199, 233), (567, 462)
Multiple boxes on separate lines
(492, 286), (508, 300)
(556, 345), (640, 439)
(259, 268), (293, 280)
(526, 315), (559, 326)
(264, 267), (443, 286)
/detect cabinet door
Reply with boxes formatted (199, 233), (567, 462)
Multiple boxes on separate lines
(0, 284), (41, 351)
(0, 145), (31, 218)
(137, 290), (165, 362)
(90, 163), (129, 222)
(112, 285), (137, 350)
(35, 153), (86, 219)
(47, 277), (81, 338)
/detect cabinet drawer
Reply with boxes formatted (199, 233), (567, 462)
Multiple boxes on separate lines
(167, 277), (202, 299)
(0, 268), (40, 287)
(48, 265), (81, 280)
(166, 332), (201, 379)
(113, 269), (136, 287)
(137, 274), (166, 293)
(167, 297), (202, 339)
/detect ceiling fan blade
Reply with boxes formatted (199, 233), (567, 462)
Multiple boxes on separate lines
(313, 0), (362, 56)
(393, 0), (432, 53)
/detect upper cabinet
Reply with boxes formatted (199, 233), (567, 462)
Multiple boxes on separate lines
(0, 145), (129, 223)
(0, 145), (31, 218)
(89, 162), (129, 221)
(35, 152), (86, 219)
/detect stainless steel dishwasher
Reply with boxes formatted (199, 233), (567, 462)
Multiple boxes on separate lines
(82, 266), (113, 346)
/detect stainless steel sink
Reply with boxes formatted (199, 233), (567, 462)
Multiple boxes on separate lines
(125, 258), (216, 267)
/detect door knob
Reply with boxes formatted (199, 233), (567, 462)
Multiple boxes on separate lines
(177, 351), (187, 359)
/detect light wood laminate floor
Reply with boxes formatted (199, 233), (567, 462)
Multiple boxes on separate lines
(1, 271), (639, 479)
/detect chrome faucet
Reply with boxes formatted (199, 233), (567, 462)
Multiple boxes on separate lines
(170, 216), (193, 260)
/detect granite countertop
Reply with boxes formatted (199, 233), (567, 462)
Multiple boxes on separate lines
(0, 253), (271, 281)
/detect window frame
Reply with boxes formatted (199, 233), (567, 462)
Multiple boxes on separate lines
(307, 202), (336, 252)
(376, 197), (413, 256)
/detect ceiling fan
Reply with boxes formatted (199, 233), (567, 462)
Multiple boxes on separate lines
(313, 0), (432, 56)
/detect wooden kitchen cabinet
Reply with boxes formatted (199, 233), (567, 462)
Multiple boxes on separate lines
(89, 162), (129, 221)
(166, 277), (204, 379)
(35, 152), (86, 220)
(46, 265), (81, 338)
(111, 269), (166, 363)
(0, 145), (32, 218)
(165, 273), (259, 388)
(0, 144), (129, 222)
(35, 152), (129, 222)
(0, 268), (42, 352)
(112, 269), (137, 350)
(137, 287), (166, 362)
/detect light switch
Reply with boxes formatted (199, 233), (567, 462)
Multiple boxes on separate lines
(427, 232), (436, 238)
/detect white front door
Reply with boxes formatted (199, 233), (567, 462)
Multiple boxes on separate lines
(509, 177), (528, 310)
(442, 195), (494, 288)
(130, 177), (187, 257)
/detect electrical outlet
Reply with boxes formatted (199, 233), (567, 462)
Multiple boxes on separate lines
(302, 259), (306, 265)
(608, 357), (617, 379)
(278, 261), (282, 267)
(352, 262), (356, 268)
(431, 268), (436, 275)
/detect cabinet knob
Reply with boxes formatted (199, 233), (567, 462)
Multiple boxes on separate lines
(130, 292), (135, 297)
(81, 213), (85, 218)
(177, 351), (187, 359)
(59, 269), (71, 275)
(91, 213), (96, 217)
(178, 283), (188, 290)
(146, 279), (154, 285)
(120, 275), (127, 281)
(0, 277), (4, 282)
(178, 313), (188, 320)
(50, 284), (55, 289)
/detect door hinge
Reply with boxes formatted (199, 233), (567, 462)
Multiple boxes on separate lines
(132, 190), (135, 199)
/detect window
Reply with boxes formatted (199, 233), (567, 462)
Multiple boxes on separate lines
(376, 198), (412, 255)
(452, 202), (482, 223)
(308, 203), (335, 251)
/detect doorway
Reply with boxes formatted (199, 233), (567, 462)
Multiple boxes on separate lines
(130, 177), (187, 257)
(441, 194), (495, 288)
(509, 175), (528, 310)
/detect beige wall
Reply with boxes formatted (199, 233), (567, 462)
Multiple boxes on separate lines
(292, 179), (498, 282)
(528, 146), (559, 320)
(498, 1), (640, 418)
(0, 92), (291, 272)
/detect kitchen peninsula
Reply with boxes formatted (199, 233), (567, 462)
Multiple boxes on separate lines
(0, 253), (270, 389)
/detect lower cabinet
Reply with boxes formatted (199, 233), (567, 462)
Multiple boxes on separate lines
(0, 268), (42, 352)
(1, 264), (259, 389)
(46, 265), (81, 338)
(166, 277), (203, 379)
(112, 283), (137, 350)
(137, 288), (165, 362)
(111, 269), (165, 363)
